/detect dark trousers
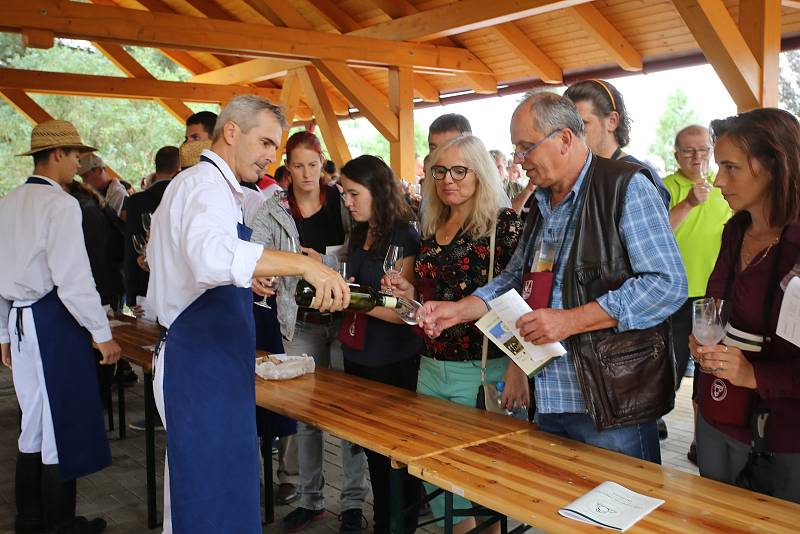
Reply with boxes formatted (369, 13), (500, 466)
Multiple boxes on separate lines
(344, 356), (422, 534)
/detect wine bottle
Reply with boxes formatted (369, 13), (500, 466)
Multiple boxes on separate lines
(295, 280), (400, 312)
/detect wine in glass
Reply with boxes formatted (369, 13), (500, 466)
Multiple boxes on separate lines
(692, 298), (730, 372)
(383, 245), (404, 294)
(255, 235), (299, 309)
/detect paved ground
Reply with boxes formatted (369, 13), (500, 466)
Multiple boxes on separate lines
(0, 366), (698, 534)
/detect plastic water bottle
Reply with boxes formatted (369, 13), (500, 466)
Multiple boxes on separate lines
(495, 381), (528, 420)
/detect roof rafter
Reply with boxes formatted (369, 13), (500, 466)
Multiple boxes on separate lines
(2, 0), (492, 74)
(0, 67), (280, 103)
(567, 4), (642, 72)
(350, 0), (592, 42)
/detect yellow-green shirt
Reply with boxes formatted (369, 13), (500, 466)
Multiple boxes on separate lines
(663, 170), (732, 297)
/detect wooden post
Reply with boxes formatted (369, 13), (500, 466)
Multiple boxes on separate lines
(739, 0), (781, 108)
(296, 66), (352, 169)
(389, 65), (414, 182)
(268, 70), (303, 175)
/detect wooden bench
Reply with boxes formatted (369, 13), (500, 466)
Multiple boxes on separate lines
(407, 429), (800, 533)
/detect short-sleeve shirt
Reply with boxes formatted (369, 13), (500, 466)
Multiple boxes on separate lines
(293, 185), (346, 254)
(342, 224), (423, 366)
(663, 170), (732, 297)
(415, 208), (521, 361)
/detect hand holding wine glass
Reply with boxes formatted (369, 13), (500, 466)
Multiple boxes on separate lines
(691, 298), (729, 372)
(255, 236), (300, 309)
(383, 245), (403, 294)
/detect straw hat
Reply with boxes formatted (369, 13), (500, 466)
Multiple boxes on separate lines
(180, 139), (212, 168)
(17, 120), (97, 156)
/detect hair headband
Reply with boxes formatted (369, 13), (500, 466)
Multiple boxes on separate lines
(591, 79), (617, 112)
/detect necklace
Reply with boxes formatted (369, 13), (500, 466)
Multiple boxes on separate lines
(741, 231), (780, 268)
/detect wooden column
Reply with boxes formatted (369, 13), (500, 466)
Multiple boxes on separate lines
(739, 0), (781, 108)
(389, 65), (414, 182)
(268, 71), (303, 174)
(296, 66), (351, 169)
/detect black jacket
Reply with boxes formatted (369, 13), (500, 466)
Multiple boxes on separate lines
(124, 179), (170, 306)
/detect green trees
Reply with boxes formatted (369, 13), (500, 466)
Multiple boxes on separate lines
(647, 89), (700, 175)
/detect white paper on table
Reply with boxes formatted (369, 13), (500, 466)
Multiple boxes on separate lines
(777, 277), (800, 348)
(107, 320), (127, 328)
(489, 289), (566, 359)
(136, 296), (158, 323)
(558, 481), (664, 532)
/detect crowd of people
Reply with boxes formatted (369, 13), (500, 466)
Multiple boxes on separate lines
(0, 77), (798, 534)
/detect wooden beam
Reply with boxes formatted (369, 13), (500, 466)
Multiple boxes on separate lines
(568, 4), (642, 72)
(269, 71), (303, 174)
(95, 42), (193, 121)
(305, 0), (361, 33)
(740, 0), (781, 108)
(492, 23), (562, 83)
(296, 66), (351, 168)
(159, 49), (210, 74)
(313, 60), (399, 142)
(258, 0), (315, 29)
(388, 65), (415, 182)
(673, 0), (760, 111)
(370, 0), (417, 19)
(0, 67), (280, 103)
(783, 0), (800, 8)
(413, 75), (440, 103)
(21, 28), (54, 49)
(0, 89), (53, 123)
(2, 0), (492, 74)
(349, 0), (591, 42)
(190, 58), (308, 84)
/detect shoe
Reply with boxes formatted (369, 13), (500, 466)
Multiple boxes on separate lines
(281, 507), (325, 532)
(339, 509), (367, 534)
(50, 516), (107, 534)
(15, 452), (42, 534)
(128, 418), (164, 431)
(657, 418), (668, 440)
(276, 483), (299, 505)
(687, 441), (697, 465)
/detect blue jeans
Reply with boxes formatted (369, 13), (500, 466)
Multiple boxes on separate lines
(534, 412), (661, 464)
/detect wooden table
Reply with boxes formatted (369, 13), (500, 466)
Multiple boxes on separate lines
(255, 367), (530, 532)
(408, 429), (800, 533)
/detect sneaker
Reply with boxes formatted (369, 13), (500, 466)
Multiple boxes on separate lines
(128, 418), (164, 431)
(62, 516), (107, 533)
(339, 509), (367, 534)
(281, 507), (325, 532)
(687, 441), (697, 465)
(657, 418), (668, 440)
(276, 483), (300, 505)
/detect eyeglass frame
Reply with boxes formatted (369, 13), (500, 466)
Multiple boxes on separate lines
(430, 165), (473, 181)
(676, 146), (712, 158)
(512, 129), (562, 162)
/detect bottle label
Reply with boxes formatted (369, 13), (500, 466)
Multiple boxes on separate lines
(383, 296), (399, 308)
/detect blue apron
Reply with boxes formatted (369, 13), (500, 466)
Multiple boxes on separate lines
(22, 177), (111, 480)
(162, 199), (261, 532)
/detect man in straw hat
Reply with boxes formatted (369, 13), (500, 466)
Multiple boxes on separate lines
(0, 119), (122, 534)
(146, 94), (350, 533)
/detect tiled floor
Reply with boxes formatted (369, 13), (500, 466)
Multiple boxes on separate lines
(0, 367), (698, 534)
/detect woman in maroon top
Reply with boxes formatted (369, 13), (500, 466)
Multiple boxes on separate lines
(690, 108), (800, 503)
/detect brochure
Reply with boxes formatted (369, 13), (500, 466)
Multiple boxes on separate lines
(558, 481), (665, 532)
(475, 289), (565, 377)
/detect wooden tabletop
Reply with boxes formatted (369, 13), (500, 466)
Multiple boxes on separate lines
(255, 367), (529, 465)
(407, 429), (800, 533)
(109, 315), (161, 372)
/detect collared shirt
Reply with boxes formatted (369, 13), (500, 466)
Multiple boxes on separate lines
(104, 178), (129, 216)
(474, 153), (687, 414)
(0, 175), (111, 344)
(146, 150), (264, 328)
(663, 170), (732, 297)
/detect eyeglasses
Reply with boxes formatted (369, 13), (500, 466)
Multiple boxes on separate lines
(512, 129), (562, 161)
(677, 146), (711, 157)
(431, 165), (472, 181)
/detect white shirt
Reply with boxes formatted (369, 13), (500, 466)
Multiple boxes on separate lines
(0, 175), (112, 344)
(105, 178), (128, 216)
(146, 150), (264, 328)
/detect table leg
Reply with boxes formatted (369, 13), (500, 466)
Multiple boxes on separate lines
(389, 461), (405, 534)
(117, 375), (126, 440)
(144, 371), (158, 529)
(444, 492), (453, 534)
(262, 436), (275, 524)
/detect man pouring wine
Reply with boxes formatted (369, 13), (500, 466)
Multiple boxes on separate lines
(145, 95), (349, 534)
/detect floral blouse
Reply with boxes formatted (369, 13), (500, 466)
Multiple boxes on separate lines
(415, 208), (521, 361)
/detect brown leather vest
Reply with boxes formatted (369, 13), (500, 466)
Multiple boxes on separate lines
(526, 155), (676, 430)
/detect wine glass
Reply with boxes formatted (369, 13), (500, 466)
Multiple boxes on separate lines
(692, 298), (730, 372)
(383, 246), (404, 294)
(132, 234), (147, 256)
(141, 212), (152, 234)
(255, 235), (299, 309)
(409, 220), (421, 236)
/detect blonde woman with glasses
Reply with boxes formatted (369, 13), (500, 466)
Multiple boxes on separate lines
(383, 135), (520, 534)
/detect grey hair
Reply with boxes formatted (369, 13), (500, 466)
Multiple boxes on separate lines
(517, 91), (585, 138)
(213, 95), (288, 141)
(674, 124), (709, 148)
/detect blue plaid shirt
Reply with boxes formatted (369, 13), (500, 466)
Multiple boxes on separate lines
(473, 153), (687, 414)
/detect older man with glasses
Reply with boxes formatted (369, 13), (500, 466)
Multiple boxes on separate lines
(662, 124), (732, 460)
(422, 92), (687, 464)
